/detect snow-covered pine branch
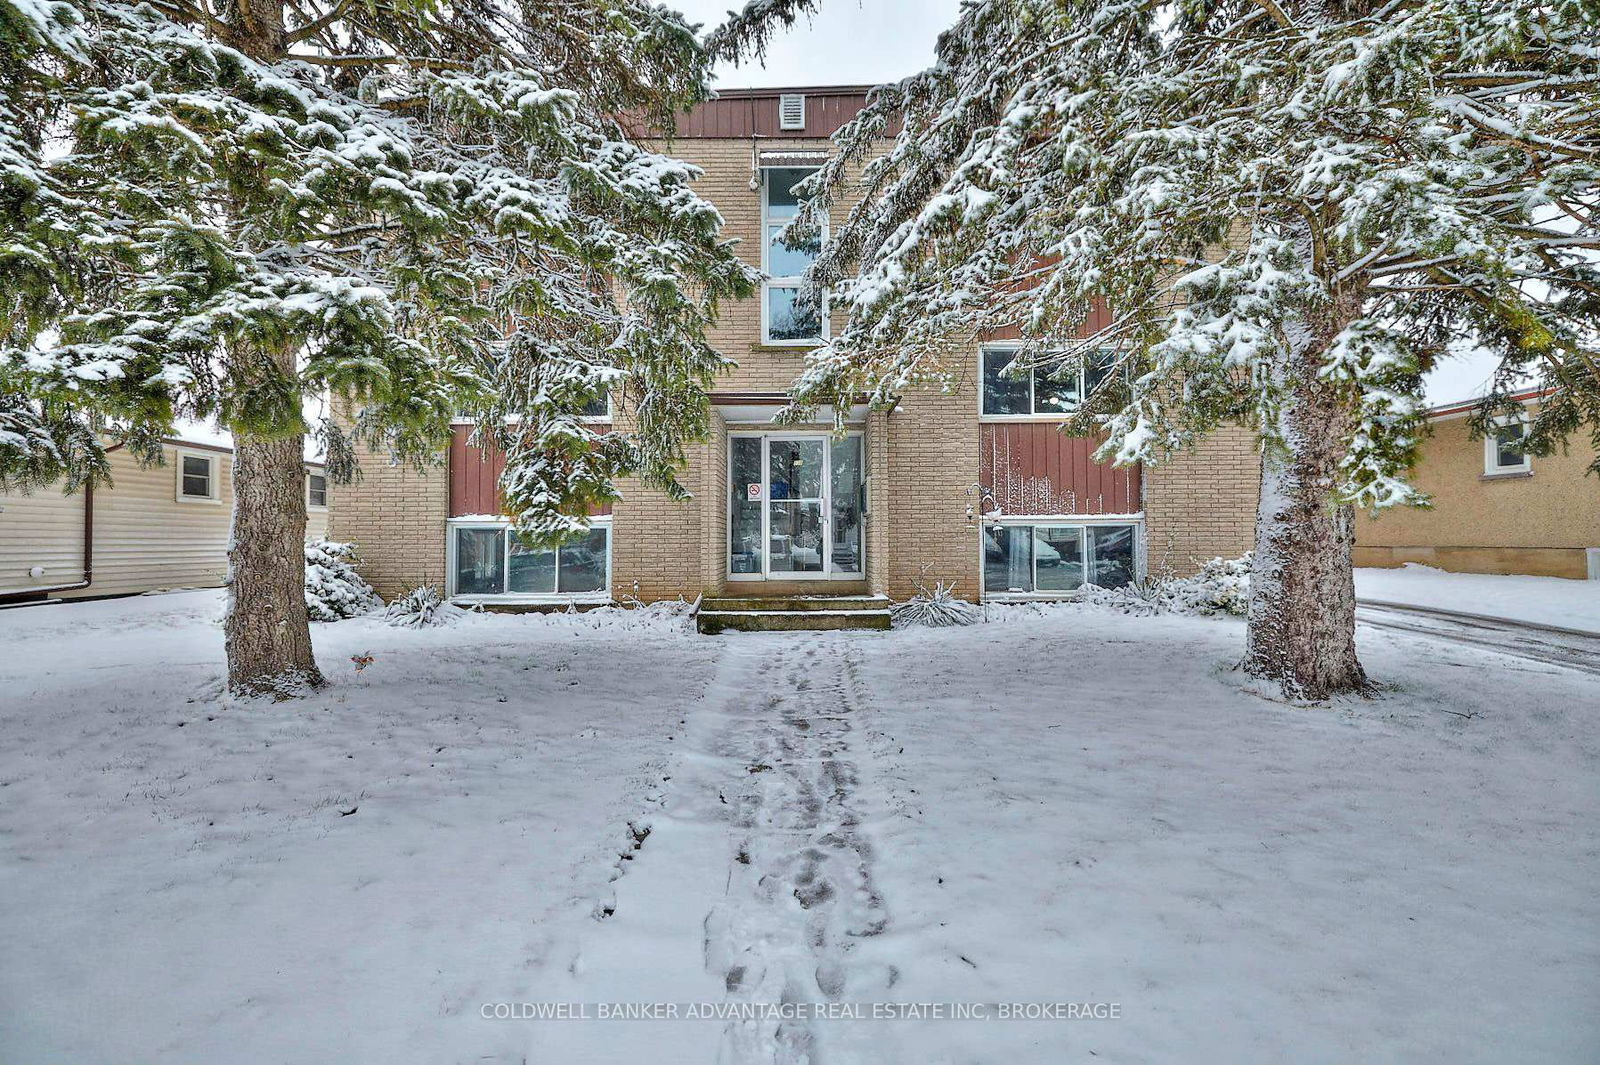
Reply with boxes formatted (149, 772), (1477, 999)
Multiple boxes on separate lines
(0, 0), (757, 692)
(774, 0), (1599, 699)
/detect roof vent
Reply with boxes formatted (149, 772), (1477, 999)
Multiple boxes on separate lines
(778, 93), (806, 131)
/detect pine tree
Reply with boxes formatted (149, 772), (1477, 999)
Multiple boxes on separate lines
(2, 0), (757, 693)
(731, 0), (1600, 699)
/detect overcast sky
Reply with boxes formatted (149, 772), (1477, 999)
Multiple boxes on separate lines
(674, 0), (963, 89)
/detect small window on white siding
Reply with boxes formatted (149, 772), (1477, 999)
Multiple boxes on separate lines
(176, 451), (219, 502)
(778, 93), (806, 130)
(307, 471), (328, 509)
(1484, 417), (1531, 476)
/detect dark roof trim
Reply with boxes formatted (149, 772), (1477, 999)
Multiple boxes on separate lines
(708, 85), (880, 98)
(1427, 386), (1553, 419)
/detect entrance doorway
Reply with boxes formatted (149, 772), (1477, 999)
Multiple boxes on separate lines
(729, 432), (864, 581)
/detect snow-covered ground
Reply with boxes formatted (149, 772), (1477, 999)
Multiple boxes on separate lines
(3, 592), (1597, 1063)
(1356, 564), (1600, 633)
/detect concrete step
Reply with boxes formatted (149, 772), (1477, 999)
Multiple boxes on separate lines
(696, 608), (892, 634)
(703, 594), (890, 613)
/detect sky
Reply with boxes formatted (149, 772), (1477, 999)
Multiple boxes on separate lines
(673, 0), (964, 89)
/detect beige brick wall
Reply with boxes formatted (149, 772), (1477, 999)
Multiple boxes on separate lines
(883, 385), (983, 600)
(660, 138), (877, 394)
(329, 134), (1264, 602)
(327, 439), (448, 601)
(1142, 425), (1261, 577)
(609, 403), (718, 602)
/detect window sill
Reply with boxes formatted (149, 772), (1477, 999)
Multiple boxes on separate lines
(175, 495), (223, 505)
(1481, 470), (1532, 480)
(982, 591), (1089, 602)
(452, 593), (611, 606)
(979, 413), (1080, 423)
(751, 342), (822, 353)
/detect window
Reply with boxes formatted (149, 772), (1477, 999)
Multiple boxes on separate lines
(176, 451), (218, 502)
(980, 346), (1119, 417)
(449, 522), (610, 599)
(762, 167), (824, 344)
(306, 471), (328, 509)
(580, 395), (610, 420)
(981, 522), (1137, 595)
(1485, 417), (1531, 476)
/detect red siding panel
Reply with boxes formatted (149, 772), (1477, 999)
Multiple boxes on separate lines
(448, 426), (612, 518)
(980, 424), (1140, 516)
(672, 87), (893, 139)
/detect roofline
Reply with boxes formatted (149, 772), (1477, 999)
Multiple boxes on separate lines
(1426, 386), (1554, 420)
(160, 435), (325, 467)
(708, 85), (880, 99)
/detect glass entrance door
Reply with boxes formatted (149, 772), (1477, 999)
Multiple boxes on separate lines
(729, 433), (864, 580)
(767, 437), (826, 576)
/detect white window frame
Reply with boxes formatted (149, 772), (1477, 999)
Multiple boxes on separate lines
(445, 516), (612, 604)
(174, 448), (221, 504)
(760, 166), (828, 346)
(979, 344), (1120, 422)
(977, 515), (1144, 600)
(1484, 415), (1532, 476)
(306, 470), (329, 511)
(726, 430), (865, 582)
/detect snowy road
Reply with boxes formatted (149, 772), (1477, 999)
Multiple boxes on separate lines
(1357, 600), (1600, 678)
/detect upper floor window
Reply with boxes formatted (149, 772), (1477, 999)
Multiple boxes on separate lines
(762, 167), (824, 344)
(980, 346), (1118, 418)
(1485, 416), (1531, 476)
(306, 471), (328, 509)
(176, 450), (219, 503)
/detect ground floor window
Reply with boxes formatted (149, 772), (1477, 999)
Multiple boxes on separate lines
(449, 522), (609, 599)
(982, 522), (1137, 595)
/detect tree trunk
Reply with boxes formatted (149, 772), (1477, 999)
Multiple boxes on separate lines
(225, 432), (323, 696)
(1243, 325), (1370, 701)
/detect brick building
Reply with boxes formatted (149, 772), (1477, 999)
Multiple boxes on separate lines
(332, 86), (1260, 613)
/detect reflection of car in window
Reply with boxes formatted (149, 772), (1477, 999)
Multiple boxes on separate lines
(982, 528), (1062, 566)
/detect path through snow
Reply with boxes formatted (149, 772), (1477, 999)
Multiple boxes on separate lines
(531, 631), (903, 1063)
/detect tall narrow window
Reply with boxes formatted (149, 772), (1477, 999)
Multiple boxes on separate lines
(762, 167), (823, 343)
(306, 471), (328, 509)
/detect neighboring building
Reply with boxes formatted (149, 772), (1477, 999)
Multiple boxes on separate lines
(0, 438), (329, 603)
(1356, 389), (1600, 580)
(332, 86), (1261, 609)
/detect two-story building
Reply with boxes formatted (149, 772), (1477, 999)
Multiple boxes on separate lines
(330, 86), (1262, 616)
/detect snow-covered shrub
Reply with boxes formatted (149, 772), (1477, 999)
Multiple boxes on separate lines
(1084, 554), (1252, 617)
(304, 539), (381, 622)
(1163, 554), (1252, 616)
(891, 578), (981, 628)
(383, 586), (472, 629)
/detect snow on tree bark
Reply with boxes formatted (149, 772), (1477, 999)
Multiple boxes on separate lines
(227, 433), (321, 695)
